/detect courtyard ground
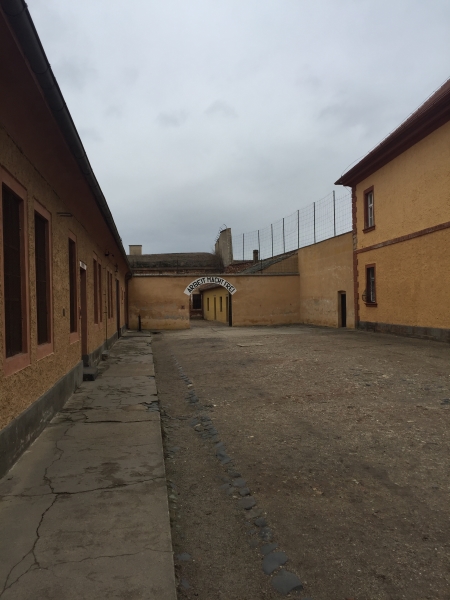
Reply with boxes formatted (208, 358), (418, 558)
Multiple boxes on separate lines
(153, 321), (450, 600)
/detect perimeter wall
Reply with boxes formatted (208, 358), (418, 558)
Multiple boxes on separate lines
(297, 233), (355, 328)
(128, 274), (300, 329)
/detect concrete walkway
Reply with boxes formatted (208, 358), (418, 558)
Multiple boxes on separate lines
(0, 332), (177, 599)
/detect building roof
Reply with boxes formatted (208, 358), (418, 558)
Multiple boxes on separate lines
(238, 251), (298, 274)
(335, 78), (450, 187)
(128, 252), (222, 271)
(1, 0), (128, 265)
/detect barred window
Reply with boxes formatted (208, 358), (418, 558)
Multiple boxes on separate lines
(93, 258), (98, 324)
(69, 238), (77, 333)
(3, 184), (24, 357)
(35, 212), (50, 344)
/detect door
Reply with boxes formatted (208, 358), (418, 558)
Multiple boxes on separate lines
(116, 280), (121, 337)
(213, 296), (217, 320)
(340, 292), (347, 328)
(228, 293), (232, 327)
(79, 266), (88, 360)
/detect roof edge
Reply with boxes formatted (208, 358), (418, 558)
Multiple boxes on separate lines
(336, 79), (450, 187)
(1, 0), (129, 267)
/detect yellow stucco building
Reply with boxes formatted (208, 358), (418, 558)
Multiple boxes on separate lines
(0, 5), (129, 476)
(336, 79), (450, 342)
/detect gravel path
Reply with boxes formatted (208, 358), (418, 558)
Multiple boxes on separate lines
(153, 321), (450, 600)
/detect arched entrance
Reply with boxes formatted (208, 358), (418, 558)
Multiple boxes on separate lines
(183, 277), (237, 326)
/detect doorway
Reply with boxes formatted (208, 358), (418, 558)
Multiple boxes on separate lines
(79, 266), (88, 361)
(116, 280), (121, 337)
(339, 291), (347, 328)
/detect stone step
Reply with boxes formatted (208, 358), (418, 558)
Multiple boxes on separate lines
(83, 367), (98, 381)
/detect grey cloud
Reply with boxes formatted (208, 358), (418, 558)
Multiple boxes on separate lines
(205, 101), (238, 119)
(104, 105), (123, 118)
(157, 111), (188, 128)
(28, 0), (450, 254)
(53, 58), (97, 91)
(78, 127), (102, 142)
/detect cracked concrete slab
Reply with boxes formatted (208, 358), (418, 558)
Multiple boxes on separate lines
(0, 333), (176, 600)
(102, 363), (155, 377)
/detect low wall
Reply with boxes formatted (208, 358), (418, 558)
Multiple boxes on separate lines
(298, 233), (354, 328)
(128, 276), (192, 330)
(230, 275), (299, 326)
(128, 274), (300, 329)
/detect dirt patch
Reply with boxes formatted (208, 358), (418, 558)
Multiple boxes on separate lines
(153, 321), (450, 600)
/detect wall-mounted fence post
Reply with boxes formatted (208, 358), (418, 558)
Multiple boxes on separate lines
(333, 190), (336, 237)
(282, 218), (285, 254)
(242, 233), (244, 260)
(271, 223), (273, 257)
(297, 209), (300, 248)
(258, 230), (261, 272)
(313, 202), (316, 244)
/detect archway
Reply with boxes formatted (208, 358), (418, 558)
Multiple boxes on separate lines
(184, 277), (237, 326)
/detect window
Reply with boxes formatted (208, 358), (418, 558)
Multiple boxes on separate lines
(3, 184), (27, 358)
(93, 258), (99, 324)
(106, 270), (114, 319)
(98, 262), (103, 322)
(207, 297), (210, 311)
(107, 270), (110, 318)
(364, 265), (376, 305)
(220, 296), (223, 312)
(108, 272), (113, 318)
(35, 208), (51, 347)
(364, 187), (375, 230)
(192, 294), (201, 309)
(68, 236), (77, 333)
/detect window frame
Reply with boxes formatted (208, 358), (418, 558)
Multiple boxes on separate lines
(68, 231), (79, 343)
(363, 186), (375, 232)
(364, 263), (377, 306)
(1, 168), (31, 376)
(98, 261), (103, 323)
(34, 201), (53, 360)
(93, 254), (101, 326)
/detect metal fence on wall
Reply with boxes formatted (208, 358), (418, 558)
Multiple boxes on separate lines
(232, 191), (352, 261)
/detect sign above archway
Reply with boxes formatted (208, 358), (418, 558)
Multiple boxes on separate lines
(183, 276), (237, 296)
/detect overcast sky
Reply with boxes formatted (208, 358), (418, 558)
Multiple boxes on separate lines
(29, 0), (450, 255)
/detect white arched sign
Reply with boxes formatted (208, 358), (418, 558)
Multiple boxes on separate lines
(183, 276), (237, 296)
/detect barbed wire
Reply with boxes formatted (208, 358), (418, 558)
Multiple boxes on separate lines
(231, 191), (352, 261)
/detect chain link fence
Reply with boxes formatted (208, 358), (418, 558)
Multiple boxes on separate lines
(232, 191), (352, 261)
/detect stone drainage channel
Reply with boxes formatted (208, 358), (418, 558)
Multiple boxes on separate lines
(161, 354), (310, 598)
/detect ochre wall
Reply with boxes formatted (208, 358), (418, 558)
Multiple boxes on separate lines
(0, 125), (128, 431)
(128, 276), (192, 330)
(203, 288), (229, 324)
(230, 275), (299, 327)
(357, 228), (450, 329)
(263, 253), (298, 274)
(354, 121), (450, 331)
(297, 233), (355, 328)
(355, 121), (450, 249)
(128, 274), (300, 330)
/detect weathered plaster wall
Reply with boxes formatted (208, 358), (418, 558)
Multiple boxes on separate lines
(353, 121), (450, 334)
(357, 228), (450, 330)
(297, 234), (355, 328)
(128, 274), (300, 330)
(230, 275), (300, 327)
(128, 276), (192, 330)
(202, 288), (229, 324)
(0, 125), (128, 431)
(355, 121), (450, 249)
(263, 253), (298, 274)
